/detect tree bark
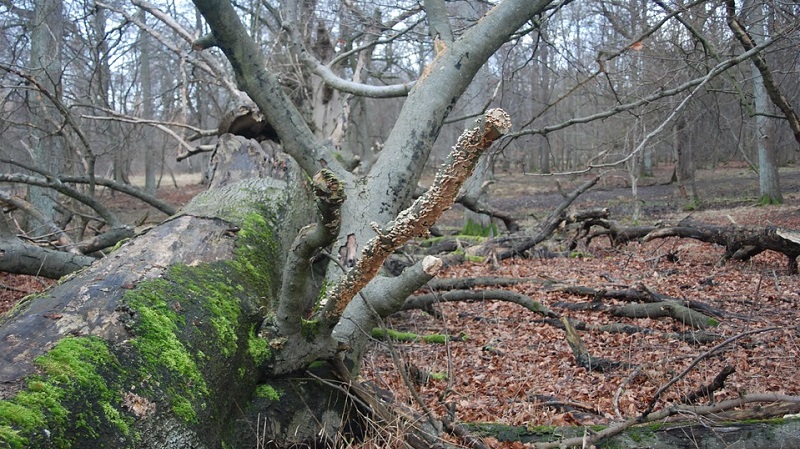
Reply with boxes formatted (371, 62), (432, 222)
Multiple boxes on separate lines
(27, 0), (65, 226)
(469, 416), (800, 448)
(138, 8), (157, 196)
(0, 174), (316, 448)
(643, 221), (800, 273)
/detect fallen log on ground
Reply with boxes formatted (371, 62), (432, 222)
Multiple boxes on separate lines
(586, 218), (800, 273)
(482, 177), (602, 261)
(468, 413), (800, 448)
(643, 221), (800, 273)
(0, 177), (316, 448)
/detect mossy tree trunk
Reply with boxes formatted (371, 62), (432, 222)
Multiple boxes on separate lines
(0, 173), (317, 448)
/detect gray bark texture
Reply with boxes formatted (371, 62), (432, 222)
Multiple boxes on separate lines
(27, 0), (65, 225)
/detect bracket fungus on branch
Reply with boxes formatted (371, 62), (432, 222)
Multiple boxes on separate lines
(320, 109), (512, 325)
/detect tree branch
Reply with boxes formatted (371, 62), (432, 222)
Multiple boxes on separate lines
(191, 0), (341, 177)
(403, 289), (556, 317)
(0, 190), (78, 253)
(533, 392), (800, 449)
(641, 326), (782, 417)
(509, 28), (790, 141)
(277, 169), (345, 336)
(0, 158), (177, 216)
(486, 176), (599, 260)
(362, 0), (555, 224)
(0, 173), (122, 228)
(320, 109), (511, 327)
(283, 21), (413, 98)
(0, 237), (94, 278)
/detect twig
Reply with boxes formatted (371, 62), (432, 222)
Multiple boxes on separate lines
(0, 191), (78, 253)
(681, 364), (736, 404)
(641, 326), (781, 417)
(0, 283), (32, 294)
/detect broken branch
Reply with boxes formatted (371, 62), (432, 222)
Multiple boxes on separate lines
(320, 109), (512, 326)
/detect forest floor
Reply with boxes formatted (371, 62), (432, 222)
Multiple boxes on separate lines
(1, 165), (799, 446)
(362, 165), (800, 445)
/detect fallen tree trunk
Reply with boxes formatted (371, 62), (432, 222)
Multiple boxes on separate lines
(0, 177), (317, 448)
(469, 415), (800, 448)
(643, 221), (800, 273)
(0, 237), (95, 278)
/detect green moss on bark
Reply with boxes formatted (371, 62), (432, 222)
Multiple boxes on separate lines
(254, 385), (282, 401)
(301, 319), (320, 341)
(229, 212), (280, 300)
(0, 211), (282, 446)
(0, 337), (133, 448)
(370, 328), (450, 343)
(248, 324), (272, 366)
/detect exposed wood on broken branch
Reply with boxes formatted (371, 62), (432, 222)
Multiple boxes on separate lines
(320, 109), (512, 326)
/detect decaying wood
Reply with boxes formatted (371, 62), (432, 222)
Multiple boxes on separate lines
(466, 177), (601, 260)
(0, 174), (317, 448)
(473, 402), (800, 448)
(320, 109), (512, 325)
(456, 192), (519, 232)
(643, 221), (800, 273)
(549, 282), (722, 329)
(216, 103), (279, 142)
(206, 134), (289, 189)
(587, 218), (800, 274)
(561, 316), (625, 372)
(542, 317), (721, 344)
(403, 289), (557, 317)
(681, 364), (735, 404)
(610, 301), (716, 329)
(426, 276), (550, 291)
(584, 218), (658, 246)
(0, 237), (95, 278)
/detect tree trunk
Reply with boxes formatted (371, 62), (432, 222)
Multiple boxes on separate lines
(139, 8), (157, 196)
(537, 28), (552, 175)
(747, 0), (782, 204)
(0, 172), (319, 448)
(26, 0), (65, 226)
(673, 114), (698, 203)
